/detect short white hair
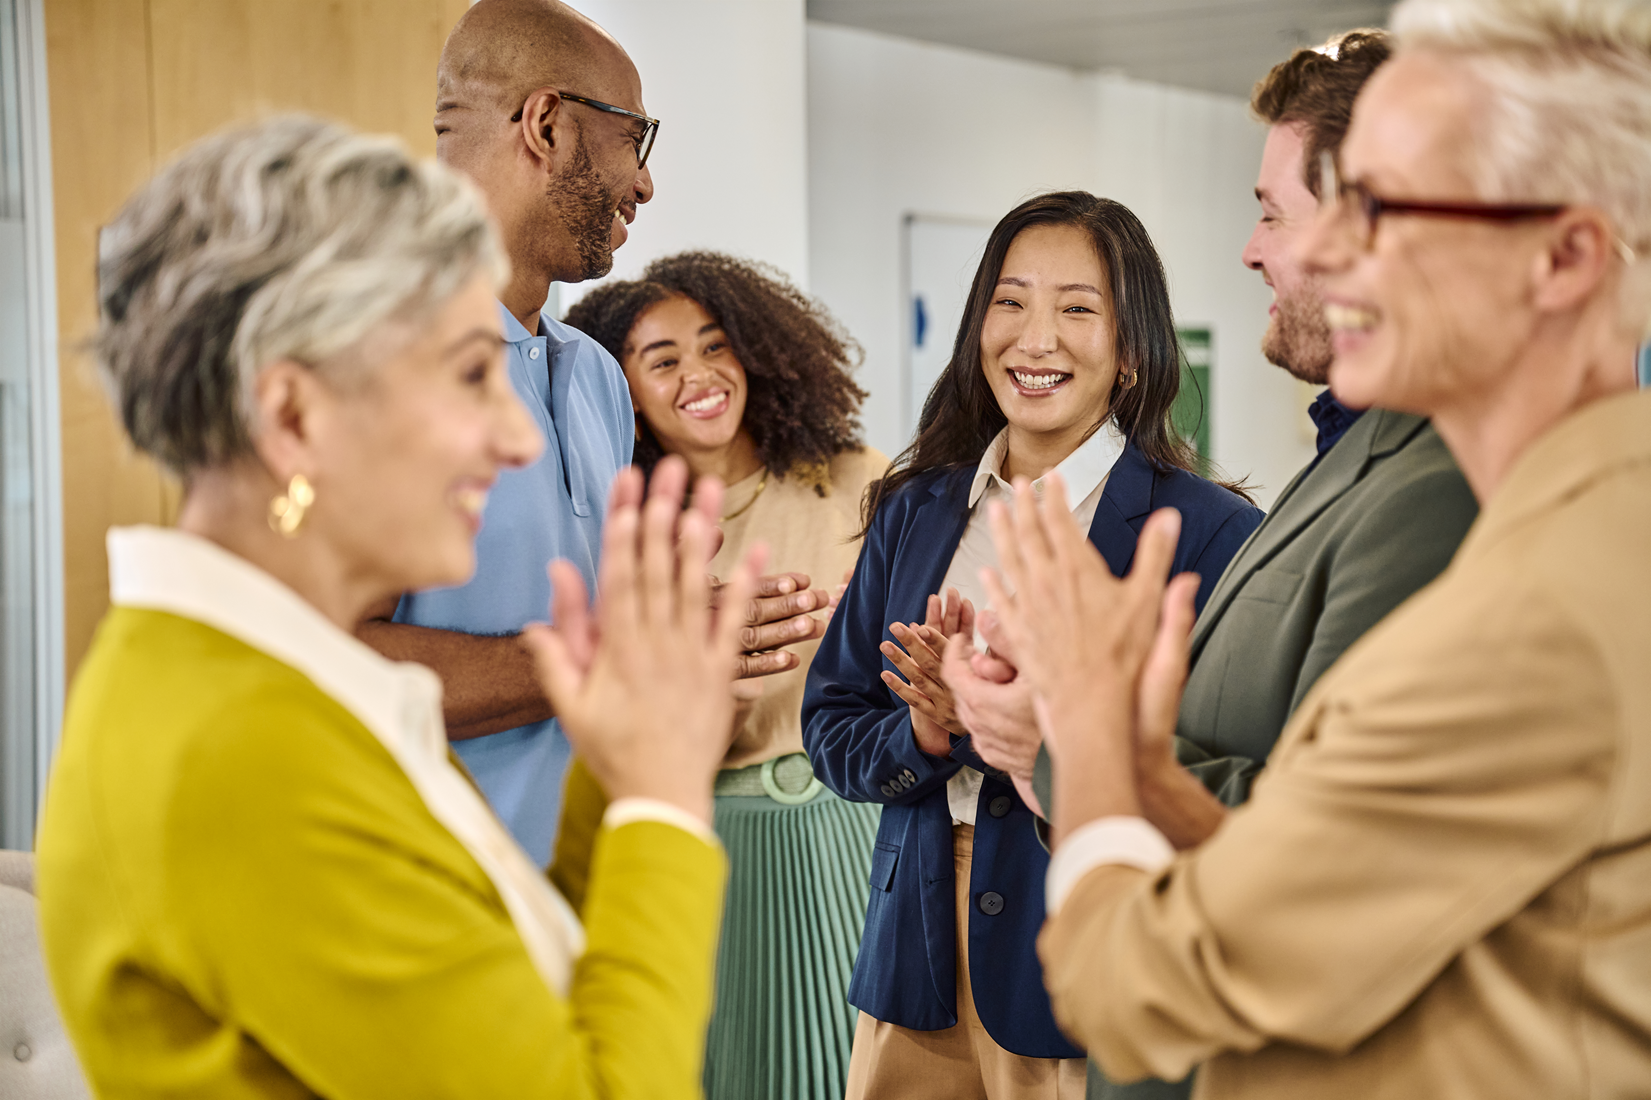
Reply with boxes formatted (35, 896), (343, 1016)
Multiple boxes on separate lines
(97, 115), (509, 474)
(1391, 0), (1651, 332)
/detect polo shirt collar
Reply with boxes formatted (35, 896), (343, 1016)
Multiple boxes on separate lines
(968, 419), (1128, 511)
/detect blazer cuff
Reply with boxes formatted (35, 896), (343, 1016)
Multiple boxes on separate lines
(1046, 816), (1174, 916)
(605, 797), (719, 847)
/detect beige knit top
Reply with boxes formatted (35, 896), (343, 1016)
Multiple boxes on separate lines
(711, 446), (889, 770)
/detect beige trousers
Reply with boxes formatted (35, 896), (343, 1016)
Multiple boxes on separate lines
(844, 824), (1087, 1100)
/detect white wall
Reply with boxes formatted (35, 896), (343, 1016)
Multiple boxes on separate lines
(806, 23), (1313, 505)
(807, 23), (1096, 464)
(562, 0), (810, 312)
(1089, 74), (1314, 504)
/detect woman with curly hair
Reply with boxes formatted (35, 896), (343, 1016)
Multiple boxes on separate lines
(565, 251), (887, 1100)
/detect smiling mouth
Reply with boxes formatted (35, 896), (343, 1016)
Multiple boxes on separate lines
(681, 391), (730, 417)
(1325, 303), (1380, 332)
(453, 485), (490, 527)
(1009, 369), (1072, 393)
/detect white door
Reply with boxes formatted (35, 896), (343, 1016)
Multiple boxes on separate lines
(903, 215), (993, 444)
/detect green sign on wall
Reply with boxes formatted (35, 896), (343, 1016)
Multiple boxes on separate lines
(1172, 327), (1212, 474)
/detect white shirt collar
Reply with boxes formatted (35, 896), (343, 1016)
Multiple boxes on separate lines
(968, 419), (1128, 511)
(106, 525), (584, 995)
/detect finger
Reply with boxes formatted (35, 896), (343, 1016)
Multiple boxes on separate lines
(986, 498), (1031, 598)
(1035, 470), (1088, 572)
(1129, 508), (1183, 593)
(753, 572), (811, 598)
(1121, 508), (1184, 646)
(942, 587), (962, 636)
(521, 623), (583, 719)
(879, 638), (935, 690)
(714, 542), (766, 675)
(736, 648), (799, 679)
(641, 457), (689, 625)
(959, 597), (977, 642)
(742, 612), (824, 653)
(595, 488), (642, 650)
(688, 470), (724, 526)
(889, 623), (943, 674)
(975, 609), (1017, 666)
(607, 463), (644, 514)
(924, 593), (942, 631)
(1138, 573), (1200, 750)
(970, 651), (1018, 684)
(880, 669), (938, 715)
(1010, 476), (1056, 579)
(748, 587), (827, 626)
(675, 507), (716, 643)
(546, 560), (596, 670)
(940, 632), (978, 694)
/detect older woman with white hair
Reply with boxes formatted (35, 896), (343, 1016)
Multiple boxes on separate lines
(966, 0), (1651, 1098)
(34, 115), (757, 1099)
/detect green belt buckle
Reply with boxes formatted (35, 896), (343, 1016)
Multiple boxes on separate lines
(760, 757), (824, 805)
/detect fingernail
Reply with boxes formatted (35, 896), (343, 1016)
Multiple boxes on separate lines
(779, 578), (795, 593)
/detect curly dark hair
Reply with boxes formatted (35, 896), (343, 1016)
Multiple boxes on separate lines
(1252, 30), (1392, 197)
(862, 191), (1253, 535)
(563, 251), (866, 491)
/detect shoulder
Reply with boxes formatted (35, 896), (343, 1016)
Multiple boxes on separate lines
(1149, 463), (1263, 529)
(828, 446), (892, 500)
(869, 465), (967, 532)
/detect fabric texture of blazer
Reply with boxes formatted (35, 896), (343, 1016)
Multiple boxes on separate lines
(803, 442), (1261, 1057)
(1038, 389), (1651, 1099)
(1033, 411), (1476, 1099)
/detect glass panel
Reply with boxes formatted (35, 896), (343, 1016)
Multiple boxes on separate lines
(0, 0), (40, 849)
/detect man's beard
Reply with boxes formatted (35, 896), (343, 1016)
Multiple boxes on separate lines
(1262, 286), (1335, 384)
(554, 132), (618, 282)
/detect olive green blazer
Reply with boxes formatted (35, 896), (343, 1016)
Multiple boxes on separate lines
(1171, 409), (1478, 806)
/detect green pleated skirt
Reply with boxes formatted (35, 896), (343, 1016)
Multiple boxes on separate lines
(705, 755), (881, 1100)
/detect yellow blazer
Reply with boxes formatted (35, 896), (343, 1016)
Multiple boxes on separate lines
(1040, 389), (1651, 1099)
(38, 588), (725, 1099)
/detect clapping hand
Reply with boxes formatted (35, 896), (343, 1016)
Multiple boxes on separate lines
(881, 588), (975, 756)
(983, 472), (1199, 844)
(940, 610), (1045, 811)
(524, 457), (763, 825)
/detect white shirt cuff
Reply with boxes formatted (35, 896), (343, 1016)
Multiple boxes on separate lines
(603, 797), (719, 846)
(1045, 816), (1175, 916)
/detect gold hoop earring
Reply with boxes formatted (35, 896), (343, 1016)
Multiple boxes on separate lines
(268, 474), (315, 538)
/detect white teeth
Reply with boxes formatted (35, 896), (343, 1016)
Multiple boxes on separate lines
(1012, 370), (1069, 390)
(683, 393), (726, 413)
(454, 487), (488, 517)
(1325, 303), (1379, 331)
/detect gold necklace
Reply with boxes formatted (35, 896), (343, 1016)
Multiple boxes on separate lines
(720, 467), (770, 522)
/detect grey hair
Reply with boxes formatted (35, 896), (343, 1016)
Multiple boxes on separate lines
(1391, 0), (1651, 329)
(96, 115), (509, 475)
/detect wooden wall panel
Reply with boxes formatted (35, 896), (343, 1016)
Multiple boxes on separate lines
(45, 0), (167, 677)
(46, 0), (469, 677)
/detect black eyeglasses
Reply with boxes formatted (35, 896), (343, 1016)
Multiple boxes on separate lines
(1318, 151), (1564, 250)
(557, 92), (659, 168)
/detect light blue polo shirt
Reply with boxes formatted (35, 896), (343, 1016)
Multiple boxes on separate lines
(396, 302), (633, 866)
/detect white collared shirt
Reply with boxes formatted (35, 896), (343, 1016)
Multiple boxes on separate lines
(936, 422), (1127, 826)
(106, 526), (713, 998)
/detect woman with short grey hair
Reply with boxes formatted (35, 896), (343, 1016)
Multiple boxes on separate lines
(35, 115), (756, 1099)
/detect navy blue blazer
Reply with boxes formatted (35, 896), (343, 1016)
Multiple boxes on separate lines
(802, 443), (1262, 1057)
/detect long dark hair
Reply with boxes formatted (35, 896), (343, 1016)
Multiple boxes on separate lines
(861, 191), (1249, 532)
(565, 251), (866, 492)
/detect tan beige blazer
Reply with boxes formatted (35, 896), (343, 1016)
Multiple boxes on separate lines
(1040, 389), (1651, 1100)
